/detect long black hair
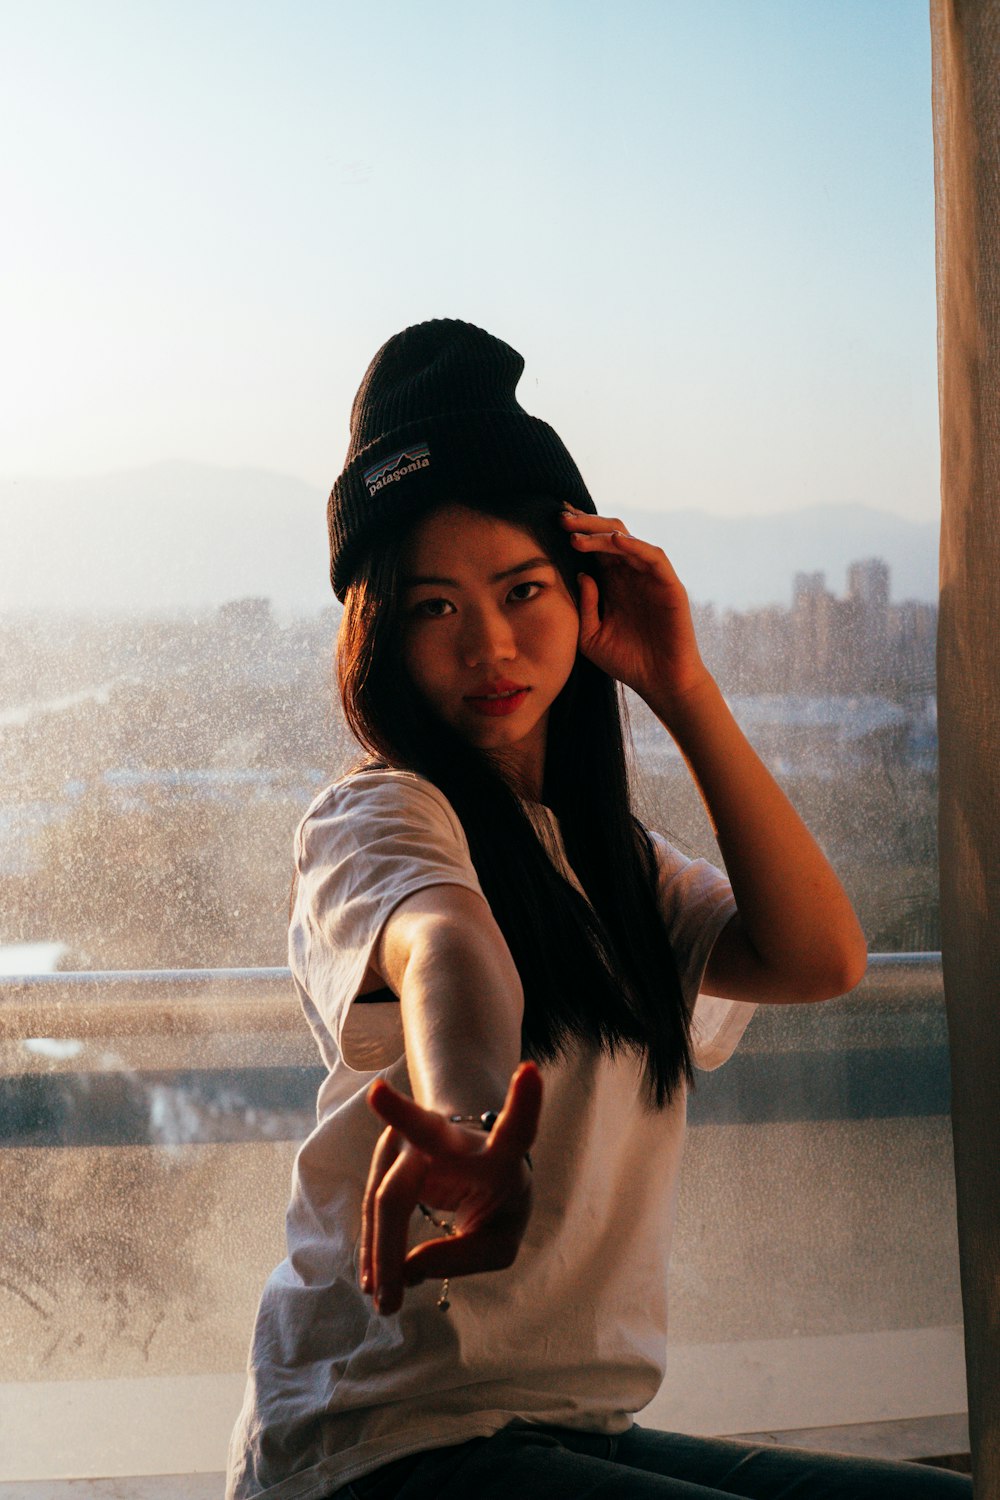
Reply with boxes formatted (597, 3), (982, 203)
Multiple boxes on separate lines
(337, 494), (694, 1106)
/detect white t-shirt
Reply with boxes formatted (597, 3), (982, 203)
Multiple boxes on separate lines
(227, 770), (755, 1500)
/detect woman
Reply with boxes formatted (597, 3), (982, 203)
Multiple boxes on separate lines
(227, 319), (967, 1498)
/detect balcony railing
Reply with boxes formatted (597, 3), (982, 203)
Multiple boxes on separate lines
(0, 951), (948, 1035)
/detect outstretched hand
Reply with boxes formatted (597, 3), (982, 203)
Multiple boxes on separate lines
(360, 1061), (543, 1316)
(560, 505), (713, 717)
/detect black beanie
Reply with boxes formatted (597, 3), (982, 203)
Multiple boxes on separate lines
(327, 318), (596, 599)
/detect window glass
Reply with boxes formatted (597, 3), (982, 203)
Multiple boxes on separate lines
(0, 1), (960, 1482)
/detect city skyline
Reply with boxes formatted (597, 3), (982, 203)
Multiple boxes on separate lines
(1, 536), (940, 977)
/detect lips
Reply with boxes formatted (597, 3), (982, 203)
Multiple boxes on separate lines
(463, 681), (531, 718)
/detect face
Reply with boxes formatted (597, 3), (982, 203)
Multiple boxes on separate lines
(399, 504), (580, 795)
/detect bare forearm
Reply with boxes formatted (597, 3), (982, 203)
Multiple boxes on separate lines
(375, 892), (524, 1116)
(400, 936), (522, 1114)
(650, 673), (867, 995)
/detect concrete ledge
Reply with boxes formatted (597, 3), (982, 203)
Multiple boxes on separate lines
(0, 1481), (222, 1499)
(0, 1415), (971, 1497)
(730, 1411), (970, 1467)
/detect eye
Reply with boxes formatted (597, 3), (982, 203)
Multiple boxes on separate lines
(411, 596), (455, 618)
(507, 580), (544, 603)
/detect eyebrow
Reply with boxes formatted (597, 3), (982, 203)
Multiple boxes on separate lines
(402, 555), (556, 588)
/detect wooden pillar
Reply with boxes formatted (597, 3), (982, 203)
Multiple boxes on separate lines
(930, 0), (1000, 1489)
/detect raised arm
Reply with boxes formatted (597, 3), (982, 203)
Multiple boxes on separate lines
(647, 673), (868, 1004)
(360, 884), (541, 1315)
(562, 505), (868, 1006)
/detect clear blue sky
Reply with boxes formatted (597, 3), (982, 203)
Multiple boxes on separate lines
(1, 0), (939, 519)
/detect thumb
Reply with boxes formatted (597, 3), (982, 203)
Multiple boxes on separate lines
(576, 572), (601, 646)
(490, 1061), (543, 1161)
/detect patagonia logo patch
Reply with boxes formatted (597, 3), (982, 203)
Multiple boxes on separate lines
(363, 442), (431, 495)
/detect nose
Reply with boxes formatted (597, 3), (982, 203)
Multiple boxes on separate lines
(461, 603), (516, 668)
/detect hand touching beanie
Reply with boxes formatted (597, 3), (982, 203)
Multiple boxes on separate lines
(327, 318), (595, 600)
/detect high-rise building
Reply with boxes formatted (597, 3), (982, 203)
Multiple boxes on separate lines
(792, 571), (827, 606)
(847, 558), (890, 615)
(790, 571), (840, 689)
(846, 559), (890, 689)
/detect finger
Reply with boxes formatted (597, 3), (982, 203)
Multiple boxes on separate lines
(576, 571), (601, 639)
(371, 1146), (427, 1316)
(360, 1124), (401, 1294)
(605, 530), (682, 580)
(559, 509), (628, 534)
(567, 529), (644, 559)
(568, 530), (675, 579)
(368, 1078), (473, 1159)
(488, 1061), (543, 1163)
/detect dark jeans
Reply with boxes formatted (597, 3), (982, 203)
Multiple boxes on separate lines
(333, 1423), (972, 1498)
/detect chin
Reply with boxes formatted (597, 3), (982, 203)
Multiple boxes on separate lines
(464, 725), (522, 751)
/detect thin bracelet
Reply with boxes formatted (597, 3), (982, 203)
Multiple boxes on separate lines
(416, 1110), (532, 1311)
(450, 1112), (533, 1171)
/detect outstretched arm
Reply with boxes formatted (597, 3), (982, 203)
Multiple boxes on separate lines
(562, 506), (868, 1006)
(360, 884), (541, 1314)
(373, 884), (523, 1114)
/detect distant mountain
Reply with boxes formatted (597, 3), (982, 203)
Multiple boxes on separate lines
(3, 463), (330, 616)
(613, 504), (938, 610)
(1, 463), (938, 614)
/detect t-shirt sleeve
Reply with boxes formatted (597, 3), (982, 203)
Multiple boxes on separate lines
(292, 770), (487, 1071)
(648, 829), (756, 1071)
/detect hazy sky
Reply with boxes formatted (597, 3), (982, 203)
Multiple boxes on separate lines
(2, 0), (939, 520)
